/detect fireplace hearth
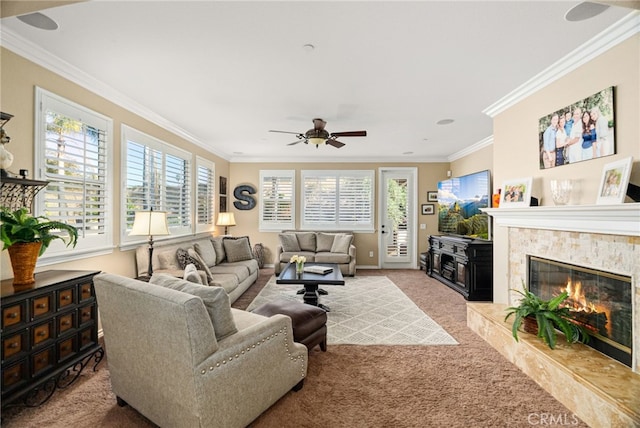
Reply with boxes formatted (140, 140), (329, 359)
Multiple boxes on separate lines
(528, 256), (632, 367)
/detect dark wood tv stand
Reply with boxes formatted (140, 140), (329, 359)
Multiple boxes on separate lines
(428, 235), (493, 301)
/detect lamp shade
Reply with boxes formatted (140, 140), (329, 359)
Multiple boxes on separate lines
(216, 212), (236, 227)
(129, 210), (170, 237)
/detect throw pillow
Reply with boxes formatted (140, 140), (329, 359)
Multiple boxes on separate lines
(223, 236), (253, 263)
(211, 238), (226, 264)
(316, 232), (335, 252)
(188, 248), (213, 281)
(194, 240), (217, 267)
(149, 274), (237, 340)
(157, 250), (181, 270)
(330, 233), (353, 254)
(296, 232), (316, 252)
(176, 247), (205, 270)
(279, 233), (300, 252)
(183, 263), (203, 284)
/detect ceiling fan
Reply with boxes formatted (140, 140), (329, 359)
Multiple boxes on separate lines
(269, 118), (367, 148)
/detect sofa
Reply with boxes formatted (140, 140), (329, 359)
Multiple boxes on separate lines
(135, 235), (258, 303)
(94, 272), (307, 428)
(275, 231), (356, 276)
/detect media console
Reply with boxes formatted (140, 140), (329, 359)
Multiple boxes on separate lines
(428, 235), (493, 301)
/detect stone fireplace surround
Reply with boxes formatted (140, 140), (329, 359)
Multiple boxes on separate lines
(468, 203), (640, 427)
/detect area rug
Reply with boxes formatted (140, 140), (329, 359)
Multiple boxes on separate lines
(246, 275), (458, 346)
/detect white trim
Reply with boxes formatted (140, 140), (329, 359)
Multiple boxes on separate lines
(0, 28), (228, 161)
(483, 204), (640, 236)
(483, 11), (640, 118)
(448, 136), (493, 162)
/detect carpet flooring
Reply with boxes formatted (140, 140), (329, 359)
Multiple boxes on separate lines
(1, 269), (589, 427)
(247, 275), (458, 346)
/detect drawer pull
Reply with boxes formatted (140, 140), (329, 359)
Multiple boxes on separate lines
(10, 372), (20, 379)
(7, 312), (18, 319)
(61, 345), (69, 352)
(9, 342), (19, 349)
(36, 303), (47, 309)
(61, 320), (71, 326)
(62, 295), (71, 300)
(37, 357), (47, 364)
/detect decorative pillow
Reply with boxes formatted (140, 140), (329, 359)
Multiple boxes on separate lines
(183, 263), (203, 284)
(330, 233), (353, 254)
(194, 240), (217, 267)
(176, 247), (205, 270)
(149, 274), (237, 340)
(188, 248), (213, 281)
(279, 233), (300, 252)
(296, 232), (316, 252)
(157, 250), (181, 270)
(316, 232), (335, 252)
(223, 236), (253, 263)
(211, 238), (226, 264)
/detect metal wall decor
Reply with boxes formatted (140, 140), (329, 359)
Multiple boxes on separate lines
(233, 184), (256, 210)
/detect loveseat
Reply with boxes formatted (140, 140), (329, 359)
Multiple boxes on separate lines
(94, 272), (307, 428)
(135, 235), (258, 303)
(275, 231), (356, 276)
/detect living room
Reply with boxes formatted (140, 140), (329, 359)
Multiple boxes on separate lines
(1, 1), (639, 427)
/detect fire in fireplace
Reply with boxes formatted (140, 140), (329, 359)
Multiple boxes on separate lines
(528, 256), (632, 367)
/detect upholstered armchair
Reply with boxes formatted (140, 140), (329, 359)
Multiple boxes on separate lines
(94, 273), (308, 428)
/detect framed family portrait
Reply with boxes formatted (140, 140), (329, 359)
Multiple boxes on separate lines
(427, 191), (438, 202)
(538, 86), (615, 169)
(500, 177), (533, 208)
(596, 156), (633, 204)
(421, 204), (435, 215)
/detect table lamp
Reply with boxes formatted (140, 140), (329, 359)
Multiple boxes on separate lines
(129, 208), (170, 276)
(216, 212), (236, 235)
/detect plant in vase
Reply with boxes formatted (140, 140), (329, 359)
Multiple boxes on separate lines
(1, 207), (78, 285)
(290, 254), (306, 274)
(504, 287), (590, 349)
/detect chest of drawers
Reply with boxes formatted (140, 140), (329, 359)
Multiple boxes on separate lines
(1, 270), (102, 408)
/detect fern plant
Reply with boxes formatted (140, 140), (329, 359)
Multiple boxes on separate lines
(0, 207), (78, 256)
(504, 287), (590, 349)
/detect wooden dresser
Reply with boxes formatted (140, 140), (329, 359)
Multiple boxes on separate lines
(1, 270), (103, 408)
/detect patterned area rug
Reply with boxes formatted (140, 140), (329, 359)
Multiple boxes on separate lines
(247, 275), (458, 346)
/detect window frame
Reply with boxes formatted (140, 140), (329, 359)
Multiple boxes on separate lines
(259, 170), (295, 232)
(194, 156), (216, 233)
(301, 169), (375, 232)
(120, 125), (192, 246)
(33, 87), (114, 265)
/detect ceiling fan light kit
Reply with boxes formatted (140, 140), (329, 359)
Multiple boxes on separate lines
(270, 118), (366, 149)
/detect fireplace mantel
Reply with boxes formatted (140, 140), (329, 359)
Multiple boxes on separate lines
(483, 203), (640, 237)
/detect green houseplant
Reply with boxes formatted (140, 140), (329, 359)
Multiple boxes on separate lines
(1, 207), (78, 285)
(504, 287), (590, 349)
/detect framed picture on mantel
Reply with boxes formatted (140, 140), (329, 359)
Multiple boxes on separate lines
(500, 177), (533, 208)
(596, 156), (632, 204)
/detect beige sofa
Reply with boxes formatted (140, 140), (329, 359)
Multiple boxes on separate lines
(136, 235), (258, 303)
(275, 231), (356, 276)
(94, 272), (307, 428)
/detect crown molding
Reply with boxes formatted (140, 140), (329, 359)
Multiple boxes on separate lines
(483, 10), (640, 118)
(448, 135), (493, 162)
(0, 28), (231, 161)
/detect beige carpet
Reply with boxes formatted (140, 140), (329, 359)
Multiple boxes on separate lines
(1, 269), (588, 428)
(247, 275), (458, 346)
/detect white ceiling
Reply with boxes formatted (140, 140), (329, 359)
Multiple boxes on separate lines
(0, 1), (636, 163)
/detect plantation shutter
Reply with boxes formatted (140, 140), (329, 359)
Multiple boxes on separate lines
(301, 170), (374, 231)
(259, 170), (294, 231)
(196, 157), (215, 232)
(35, 87), (114, 261)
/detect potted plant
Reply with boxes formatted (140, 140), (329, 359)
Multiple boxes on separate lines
(504, 287), (589, 349)
(1, 207), (78, 285)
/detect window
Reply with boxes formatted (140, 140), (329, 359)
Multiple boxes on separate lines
(121, 125), (191, 244)
(259, 170), (294, 231)
(195, 156), (215, 233)
(34, 88), (113, 263)
(301, 170), (374, 231)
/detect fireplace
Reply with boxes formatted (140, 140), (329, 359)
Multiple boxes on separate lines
(528, 256), (632, 367)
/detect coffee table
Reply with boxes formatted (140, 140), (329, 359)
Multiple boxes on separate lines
(276, 262), (344, 311)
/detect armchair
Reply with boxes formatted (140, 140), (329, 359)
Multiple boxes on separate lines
(94, 273), (307, 428)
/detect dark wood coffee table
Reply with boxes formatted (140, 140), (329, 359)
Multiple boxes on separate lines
(276, 263), (344, 311)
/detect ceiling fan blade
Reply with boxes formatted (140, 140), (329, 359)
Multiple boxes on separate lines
(269, 130), (303, 136)
(326, 139), (345, 148)
(287, 140), (302, 146)
(330, 130), (367, 137)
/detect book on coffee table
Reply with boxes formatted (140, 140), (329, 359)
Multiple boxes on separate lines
(303, 266), (333, 275)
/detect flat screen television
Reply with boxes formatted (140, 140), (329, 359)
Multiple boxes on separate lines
(437, 170), (491, 240)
